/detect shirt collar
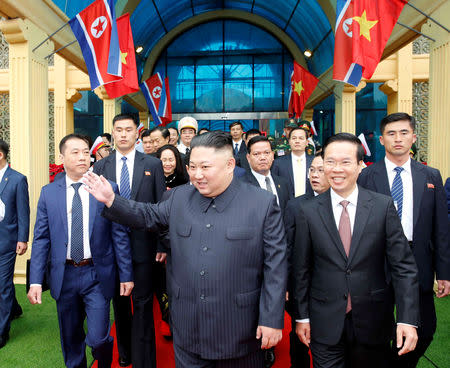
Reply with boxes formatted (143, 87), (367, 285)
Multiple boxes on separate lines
(251, 169), (272, 183)
(330, 186), (359, 208)
(233, 139), (243, 146)
(0, 163), (7, 181)
(384, 156), (411, 174)
(116, 149), (136, 163)
(198, 176), (240, 213)
(291, 151), (305, 161)
(65, 175), (84, 189)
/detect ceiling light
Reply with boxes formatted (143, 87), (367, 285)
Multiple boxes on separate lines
(304, 49), (312, 58)
(136, 46), (144, 54)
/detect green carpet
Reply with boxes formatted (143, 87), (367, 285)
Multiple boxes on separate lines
(1, 285), (449, 367)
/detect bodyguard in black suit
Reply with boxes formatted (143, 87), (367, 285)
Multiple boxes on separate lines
(240, 135), (292, 213)
(93, 114), (166, 368)
(284, 154), (330, 368)
(357, 113), (450, 367)
(272, 127), (313, 197)
(236, 129), (261, 172)
(292, 133), (420, 368)
(230, 121), (247, 157)
(84, 132), (287, 368)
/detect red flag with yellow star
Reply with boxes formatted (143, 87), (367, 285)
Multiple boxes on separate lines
(352, 0), (406, 80)
(288, 61), (319, 118)
(104, 13), (139, 98)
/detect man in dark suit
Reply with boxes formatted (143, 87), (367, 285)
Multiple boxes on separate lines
(284, 153), (330, 368)
(240, 135), (292, 213)
(0, 139), (29, 348)
(230, 121), (247, 157)
(272, 127), (313, 197)
(236, 129), (261, 172)
(93, 113), (166, 368)
(292, 133), (420, 368)
(28, 134), (133, 368)
(358, 113), (450, 367)
(84, 131), (287, 368)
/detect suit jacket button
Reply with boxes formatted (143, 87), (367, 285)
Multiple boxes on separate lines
(206, 224), (211, 228)
(346, 269), (351, 275)
(200, 294), (205, 300)
(202, 246), (208, 252)
(200, 270), (205, 276)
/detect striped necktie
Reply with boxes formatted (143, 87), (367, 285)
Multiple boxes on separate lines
(120, 156), (131, 199)
(391, 167), (404, 219)
(70, 183), (84, 263)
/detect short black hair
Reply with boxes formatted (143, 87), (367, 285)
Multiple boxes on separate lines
(322, 133), (365, 162)
(0, 139), (9, 160)
(247, 135), (271, 153)
(156, 144), (187, 180)
(59, 134), (89, 154)
(190, 131), (233, 154)
(198, 128), (210, 134)
(150, 126), (170, 140)
(288, 127), (309, 139)
(141, 129), (151, 138)
(229, 121), (243, 130)
(168, 127), (179, 134)
(244, 129), (262, 139)
(380, 113), (415, 134)
(101, 133), (111, 142)
(112, 113), (139, 127)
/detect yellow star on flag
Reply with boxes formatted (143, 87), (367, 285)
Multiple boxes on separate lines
(120, 51), (128, 65)
(353, 10), (378, 42)
(294, 80), (304, 96)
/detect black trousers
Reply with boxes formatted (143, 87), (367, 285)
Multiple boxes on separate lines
(290, 317), (311, 367)
(113, 261), (157, 368)
(174, 344), (264, 368)
(310, 312), (390, 368)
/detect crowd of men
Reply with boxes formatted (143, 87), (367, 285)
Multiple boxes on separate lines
(0, 112), (448, 368)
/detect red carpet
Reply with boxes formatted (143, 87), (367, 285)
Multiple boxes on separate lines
(93, 299), (308, 367)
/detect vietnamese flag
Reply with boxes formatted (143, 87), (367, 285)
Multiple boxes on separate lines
(104, 13), (139, 98)
(288, 61), (319, 118)
(352, 0), (407, 80)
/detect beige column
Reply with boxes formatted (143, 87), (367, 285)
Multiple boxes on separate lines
(0, 18), (54, 283)
(95, 86), (122, 135)
(139, 111), (149, 128)
(54, 54), (82, 163)
(301, 108), (314, 122)
(379, 44), (413, 115)
(334, 81), (366, 134)
(423, 1), (450, 178)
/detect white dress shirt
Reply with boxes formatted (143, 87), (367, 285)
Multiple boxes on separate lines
(385, 157), (413, 241)
(0, 163), (7, 221)
(65, 176), (91, 260)
(251, 169), (279, 206)
(115, 149), (136, 192)
(0, 163), (7, 182)
(291, 152), (306, 197)
(233, 139), (243, 153)
(177, 142), (189, 154)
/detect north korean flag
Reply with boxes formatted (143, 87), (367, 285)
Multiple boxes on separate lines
(69, 0), (122, 90)
(141, 73), (172, 126)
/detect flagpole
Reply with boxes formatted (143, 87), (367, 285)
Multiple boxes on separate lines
(405, 2), (450, 33)
(44, 40), (77, 59)
(397, 22), (435, 42)
(32, 21), (70, 53)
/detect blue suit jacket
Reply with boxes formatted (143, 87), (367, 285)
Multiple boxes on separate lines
(30, 175), (133, 301)
(271, 153), (314, 196)
(0, 166), (30, 253)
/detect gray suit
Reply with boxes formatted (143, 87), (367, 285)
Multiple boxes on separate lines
(103, 177), (287, 361)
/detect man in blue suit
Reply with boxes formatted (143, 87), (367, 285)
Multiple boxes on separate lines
(358, 113), (449, 367)
(84, 131), (287, 368)
(0, 139), (30, 348)
(28, 134), (134, 368)
(272, 127), (313, 197)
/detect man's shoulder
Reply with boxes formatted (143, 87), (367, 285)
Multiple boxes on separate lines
(359, 186), (392, 205)
(135, 150), (161, 166)
(273, 154), (290, 166)
(4, 167), (27, 181)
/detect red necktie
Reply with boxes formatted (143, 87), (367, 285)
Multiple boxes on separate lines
(339, 200), (352, 313)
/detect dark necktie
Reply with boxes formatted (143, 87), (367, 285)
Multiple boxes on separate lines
(120, 156), (131, 199)
(234, 143), (239, 156)
(391, 167), (404, 219)
(185, 147), (190, 156)
(71, 183), (84, 263)
(264, 176), (273, 194)
(339, 200), (352, 313)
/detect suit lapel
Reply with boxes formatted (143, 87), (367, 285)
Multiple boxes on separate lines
(105, 152), (117, 183)
(57, 177), (69, 241)
(318, 191), (348, 261)
(348, 187), (373, 264)
(286, 155), (295, 188)
(411, 160), (426, 229)
(0, 166), (11, 197)
(88, 193), (97, 237)
(374, 160), (391, 196)
(248, 173), (260, 187)
(131, 151), (144, 200)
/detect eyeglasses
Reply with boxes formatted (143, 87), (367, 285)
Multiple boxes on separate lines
(323, 160), (355, 168)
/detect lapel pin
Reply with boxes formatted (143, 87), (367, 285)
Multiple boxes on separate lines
(427, 183), (434, 189)
(277, 184), (280, 188)
(145, 171), (151, 176)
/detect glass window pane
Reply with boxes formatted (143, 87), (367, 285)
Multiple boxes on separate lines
(196, 56), (224, 112)
(167, 57), (195, 113)
(254, 55), (283, 111)
(224, 55), (253, 112)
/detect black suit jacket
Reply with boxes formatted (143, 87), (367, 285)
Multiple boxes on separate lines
(292, 187), (419, 346)
(93, 151), (166, 262)
(240, 171), (292, 213)
(271, 153), (314, 196)
(358, 159), (450, 292)
(235, 150), (251, 172)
